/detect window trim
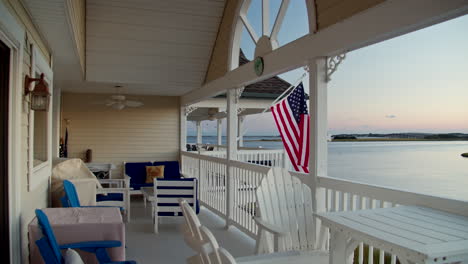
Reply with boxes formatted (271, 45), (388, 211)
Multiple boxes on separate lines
(28, 45), (53, 191)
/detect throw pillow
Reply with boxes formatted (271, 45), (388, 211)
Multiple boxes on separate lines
(64, 248), (84, 264)
(146, 165), (165, 183)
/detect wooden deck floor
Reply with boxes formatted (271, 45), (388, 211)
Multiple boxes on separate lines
(125, 197), (256, 264)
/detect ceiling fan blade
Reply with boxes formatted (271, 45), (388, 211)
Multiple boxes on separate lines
(91, 101), (107, 105)
(112, 103), (125, 110)
(125, 100), (144, 107)
(105, 99), (116, 106)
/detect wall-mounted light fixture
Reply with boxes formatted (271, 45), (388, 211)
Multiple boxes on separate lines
(24, 73), (50, 111)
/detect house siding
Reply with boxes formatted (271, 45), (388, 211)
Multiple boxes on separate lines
(61, 93), (180, 178)
(1, 0), (52, 262)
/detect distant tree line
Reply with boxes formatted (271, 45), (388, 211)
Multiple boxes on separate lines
(424, 134), (468, 140)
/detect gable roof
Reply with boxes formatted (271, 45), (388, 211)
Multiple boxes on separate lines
(238, 50), (292, 99)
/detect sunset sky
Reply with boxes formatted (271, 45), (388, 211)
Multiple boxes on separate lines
(188, 2), (468, 136)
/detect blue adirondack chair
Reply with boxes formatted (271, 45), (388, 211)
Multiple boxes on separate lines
(34, 209), (136, 264)
(61, 180), (123, 210)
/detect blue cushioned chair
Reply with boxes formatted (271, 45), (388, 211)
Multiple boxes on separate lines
(124, 161), (185, 195)
(61, 180), (128, 220)
(152, 178), (199, 233)
(34, 209), (136, 264)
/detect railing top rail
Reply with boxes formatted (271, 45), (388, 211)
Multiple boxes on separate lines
(237, 149), (284, 154)
(181, 151), (228, 164)
(317, 175), (468, 217)
(229, 159), (271, 174)
(181, 151), (271, 174)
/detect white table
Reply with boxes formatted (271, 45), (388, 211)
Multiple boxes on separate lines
(86, 163), (116, 179)
(141, 186), (155, 208)
(316, 206), (468, 264)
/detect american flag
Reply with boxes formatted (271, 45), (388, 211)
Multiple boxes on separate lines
(271, 82), (309, 173)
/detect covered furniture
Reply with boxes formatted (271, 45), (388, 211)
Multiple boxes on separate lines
(255, 168), (328, 257)
(29, 207), (128, 264)
(51, 159), (132, 221)
(124, 161), (184, 195)
(61, 180), (130, 222)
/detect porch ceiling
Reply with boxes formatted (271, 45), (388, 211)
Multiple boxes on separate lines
(84, 0), (225, 95)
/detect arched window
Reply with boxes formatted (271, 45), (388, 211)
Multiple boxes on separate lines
(229, 0), (314, 71)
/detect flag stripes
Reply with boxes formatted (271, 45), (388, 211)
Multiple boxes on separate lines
(271, 82), (309, 173)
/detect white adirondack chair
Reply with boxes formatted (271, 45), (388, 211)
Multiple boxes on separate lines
(179, 199), (327, 264)
(197, 224), (327, 264)
(255, 167), (327, 255)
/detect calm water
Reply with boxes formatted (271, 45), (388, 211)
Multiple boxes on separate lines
(188, 136), (468, 201)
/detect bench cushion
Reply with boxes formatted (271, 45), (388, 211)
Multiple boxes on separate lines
(156, 178), (199, 214)
(125, 162), (152, 188)
(126, 161), (182, 190)
(153, 161), (181, 179)
(96, 193), (123, 202)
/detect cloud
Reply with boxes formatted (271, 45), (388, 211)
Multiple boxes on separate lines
(385, 115), (397, 119)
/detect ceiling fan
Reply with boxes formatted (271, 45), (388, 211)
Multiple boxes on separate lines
(101, 94), (144, 110)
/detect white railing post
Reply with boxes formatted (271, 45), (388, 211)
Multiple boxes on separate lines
(217, 119), (223, 148)
(309, 58), (328, 250)
(226, 88), (238, 228)
(180, 106), (187, 152)
(238, 116), (244, 147)
(196, 121), (202, 146)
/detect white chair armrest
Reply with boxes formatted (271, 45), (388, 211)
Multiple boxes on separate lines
(254, 217), (289, 236)
(96, 187), (133, 194)
(180, 172), (189, 179)
(124, 175), (131, 188)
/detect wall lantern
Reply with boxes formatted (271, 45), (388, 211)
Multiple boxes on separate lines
(24, 73), (50, 111)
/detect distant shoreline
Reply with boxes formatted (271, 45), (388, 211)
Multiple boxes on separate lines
(332, 138), (468, 142)
(243, 138), (468, 142)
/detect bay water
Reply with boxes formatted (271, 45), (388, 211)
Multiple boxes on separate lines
(188, 136), (468, 201)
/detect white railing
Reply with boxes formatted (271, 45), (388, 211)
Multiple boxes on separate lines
(181, 151), (270, 237)
(291, 171), (468, 264)
(229, 159), (270, 236)
(236, 149), (286, 168)
(183, 152), (468, 263)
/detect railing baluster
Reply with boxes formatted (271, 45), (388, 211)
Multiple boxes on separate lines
(331, 190), (337, 212)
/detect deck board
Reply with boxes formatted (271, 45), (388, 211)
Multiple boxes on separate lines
(125, 198), (255, 263)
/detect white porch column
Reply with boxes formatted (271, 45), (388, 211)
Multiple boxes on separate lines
(52, 86), (61, 158)
(238, 116), (244, 148)
(226, 88), (238, 227)
(217, 119), (222, 146)
(196, 121), (202, 146)
(180, 106), (187, 151)
(309, 58), (328, 249)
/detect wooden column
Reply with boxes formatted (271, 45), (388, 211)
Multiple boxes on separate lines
(308, 58), (328, 250)
(225, 88), (238, 227)
(196, 121), (202, 146)
(180, 106), (187, 151)
(217, 119), (222, 146)
(52, 86), (61, 158)
(238, 116), (244, 147)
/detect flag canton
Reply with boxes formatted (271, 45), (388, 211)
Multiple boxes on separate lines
(287, 82), (308, 123)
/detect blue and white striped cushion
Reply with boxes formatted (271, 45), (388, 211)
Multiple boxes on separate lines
(155, 178), (199, 216)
